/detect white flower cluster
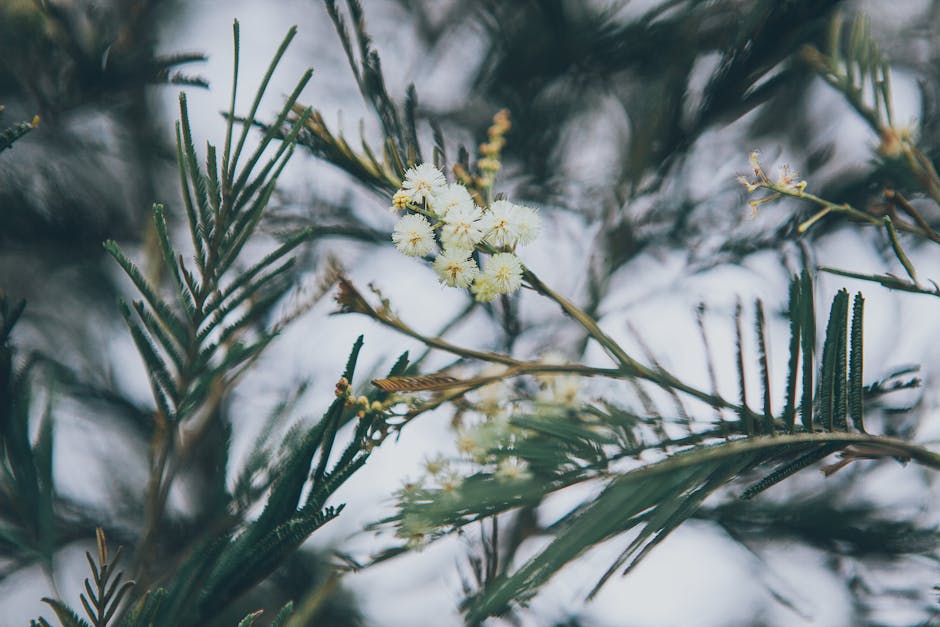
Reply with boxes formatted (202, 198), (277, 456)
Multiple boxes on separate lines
(390, 163), (541, 302)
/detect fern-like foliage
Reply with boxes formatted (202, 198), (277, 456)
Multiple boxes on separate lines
(103, 23), (312, 429)
(136, 337), (404, 626)
(365, 272), (940, 623)
(41, 529), (133, 627)
(24, 19), (405, 627)
(96, 21), (317, 584)
(27, 21), (386, 627)
(802, 14), (894, 134)
(236, 602), (293, 627)
(33, 529), (164, 627)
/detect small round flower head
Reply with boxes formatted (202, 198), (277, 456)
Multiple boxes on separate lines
(391, 190), (411, 212)
(392, 214), (436, 257)
(480, 200), (541, 248)
(433, 249), (480, 288)
(480, 200), (517, 248)
(401, 163), (447, 205)
(495, 456), (532, 482)
(510, 203), (541, 246)
(471, 273), (500, 303)
(429, 183), (475, 219)
(441, 204), (484, 250)
(482, 252), (523, 294)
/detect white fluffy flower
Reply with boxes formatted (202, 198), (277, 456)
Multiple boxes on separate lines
(433, 249), (480, 288)
(480, 200), (542, 248)
(510, 202), (541, 245)
(482, 252), (523, 294)
(471, 273), (500, 302)
(479, 200), (517, 248)
(495, 456), (532, 482)
(392, 214), (436, 257)
(400, 163), (447, 205)
(441, 204), (484, 250)
(429, 183), (475, 219)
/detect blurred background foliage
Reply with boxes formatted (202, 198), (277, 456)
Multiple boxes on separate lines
(3, 0), (940, 625)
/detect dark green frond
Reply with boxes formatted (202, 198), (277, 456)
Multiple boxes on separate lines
(782, 277), (802, 432)
(229, 25), (299, 181)
(104, 242), (188, 346)
(41, 599), (93, 627)
(270, 602), (294, 627)
(734, 301), (753, 434)
(799, 269), (816, 431)
(754, 299), (775, 434)
(817, 289), (849, 431)
(461, 432), (940, 622)
(849, 293), (865, 432)
(237, 610), (263, 627)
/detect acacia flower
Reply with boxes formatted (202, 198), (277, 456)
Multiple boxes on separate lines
(482, 252), (523, 294)
(433, 249), (480, 288)
(480, 200), (542, 248)
(441, 204), (484, 250)
(511, 203), (541, 245)
(429, 183), (475, 219)
(392, 214), (436, 257)
(400, 163), (447, 205)
(471, 273), (500, 302)
(391, 190), (410, 212)
(495, 457), (532, 482)
(480, 200), (517, 247)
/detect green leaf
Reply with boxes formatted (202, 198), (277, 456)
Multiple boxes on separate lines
(229, 25), (299, 181)
(304, 453), (368, 512)
(174, 121), (208, 269)
(131, 301), (186, 373)
(152, 205), (197, 319)
(202, 507), (343, 613)
(232, 74), (313, 197)
(104, 241), (188, 346)
(818, 290), (849, 431)
(221, 20), (241, 180)
(462, 432), (940, 622)
(237, 610), (263, 627)
(754, 299), (775, 434)
(197, 258), (297, 342)
(799, 269), (815, 431)
(270, 602), (294, 627)
(205, 143), (221, 216)
(733, 301), (753, 434)
(179, 93), (214, 235)
(118, 301), (179, 409)
(41, 598), (92, 627)
(205, 227), (312, 320)
(739, 443), (842, 500)
(849, 293), (866, 432)
(782, 276), (801, 432)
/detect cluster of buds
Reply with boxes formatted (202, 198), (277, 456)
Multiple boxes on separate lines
(476, 109), (511, 185)
(334, 375), (397, 450)
(344, 392), (389, 419)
